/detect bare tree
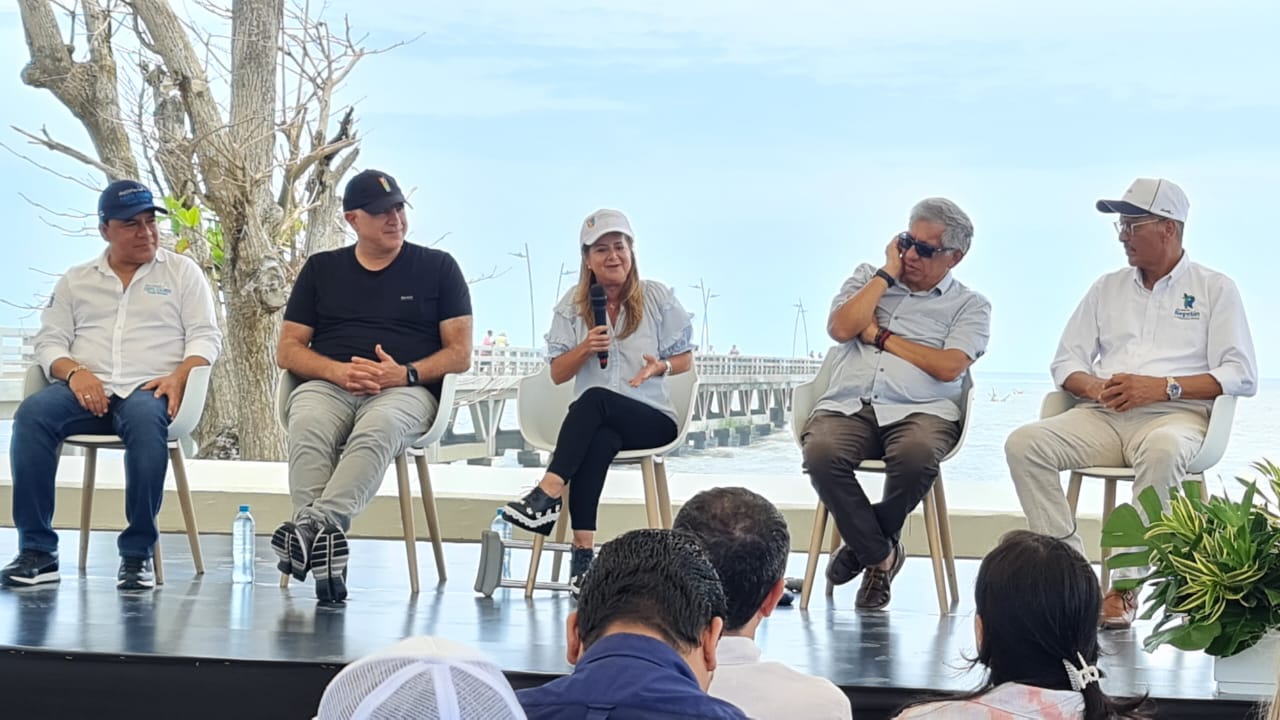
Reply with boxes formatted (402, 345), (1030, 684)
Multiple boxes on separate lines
(14, 0), (397, 460)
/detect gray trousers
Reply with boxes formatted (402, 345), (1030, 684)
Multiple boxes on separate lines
(286, 380), (438, 531)
(1005, 401), (1208, 578)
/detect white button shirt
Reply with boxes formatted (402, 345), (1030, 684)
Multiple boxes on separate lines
(34, 247), (223, 398)
(709, 636), (853, 720)
(1051, 253), (1257, 403)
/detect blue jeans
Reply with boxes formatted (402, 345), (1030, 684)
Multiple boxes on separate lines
(10, 382), (171, 559)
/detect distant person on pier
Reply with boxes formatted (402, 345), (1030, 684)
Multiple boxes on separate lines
(516, 529), (747, 720)
(893, 531), (1153, 719)
(728, 344), (741, 356)
(495, 330), (509, 347)
(483, 329), (494, 346)
(500, 208), (695, 596)
(2, 180), (222, 591)
(675, 487), (853, 719)
(801, 197), (990, 610)
(273, 169), (473, 604)
(1005, 178), (1257, 630)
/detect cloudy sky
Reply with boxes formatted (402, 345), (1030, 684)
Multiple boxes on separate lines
(1, 0), (1276, 375)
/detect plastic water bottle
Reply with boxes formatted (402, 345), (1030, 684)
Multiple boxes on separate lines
(492, 509), (513, 578)
(232, 505), (255, 584)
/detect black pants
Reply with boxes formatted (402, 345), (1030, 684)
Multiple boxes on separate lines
(546, 387), (678, 531)
(801, 404), (959, 566)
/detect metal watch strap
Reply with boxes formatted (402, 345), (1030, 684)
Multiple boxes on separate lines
(663, 359), (673, 376)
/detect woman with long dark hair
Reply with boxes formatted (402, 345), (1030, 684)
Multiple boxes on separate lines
(500, 209), (695, 597)
(895, 530), (1153, 719)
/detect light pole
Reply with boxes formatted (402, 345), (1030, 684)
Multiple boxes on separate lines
(690, 278), (719, 353)
(792, 298), (810, 357)
(509, 243), (536, 348)
(554, 261), (578, 302)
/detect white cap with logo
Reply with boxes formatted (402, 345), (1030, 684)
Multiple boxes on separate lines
(1096, 178), (1189, 222)
(580, 209), (634, 247)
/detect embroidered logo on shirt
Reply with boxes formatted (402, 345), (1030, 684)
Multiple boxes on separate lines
(400, 295), (414, 301)
(144, 283), (173, 296)
(1174, 293), (1200, 320)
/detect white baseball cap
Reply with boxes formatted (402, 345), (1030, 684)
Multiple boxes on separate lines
(580, 209), (634, 247)
(315, 636), (525, 720)
(1096, 178), (1189, 222)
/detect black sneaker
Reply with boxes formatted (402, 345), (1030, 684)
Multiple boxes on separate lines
(117, 557), (156, 590)
(568, 546), (594, 599)
(501, 487), (562, 536)
(272, 519), (320, 581)
(0, 550), (60, 588)
(825, 543), (864, 587)
(312, 525), (349, 604)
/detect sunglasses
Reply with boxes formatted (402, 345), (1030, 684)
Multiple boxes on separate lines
(897, 232), (951, 259)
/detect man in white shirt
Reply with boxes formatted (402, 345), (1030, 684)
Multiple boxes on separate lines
(674, 487), (853, 720)
(2, 180), (222, 591)
(1006, 177), (1258, 629)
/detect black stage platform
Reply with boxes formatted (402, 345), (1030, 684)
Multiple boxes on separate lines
(0, 528), (1261, 719)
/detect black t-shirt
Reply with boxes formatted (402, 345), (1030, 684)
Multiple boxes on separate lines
(284, 243), (472, 398)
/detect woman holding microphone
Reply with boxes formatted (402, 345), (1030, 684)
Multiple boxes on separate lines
(501, 208), (695, 596)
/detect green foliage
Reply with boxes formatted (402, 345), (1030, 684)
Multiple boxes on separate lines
(164, 195), (225, 272)
(1101, 459), (1280, 657)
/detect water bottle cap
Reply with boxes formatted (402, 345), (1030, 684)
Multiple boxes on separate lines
(239, 505), (250, 512)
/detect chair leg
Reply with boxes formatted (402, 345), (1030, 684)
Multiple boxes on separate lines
(279, 573), (290, 588)
(413, 454), (447, 582)
(1066, 472), (1083, 516)
(932, 476), (959, 603)
(654, 458), (673, 529)
(825, 519), (841, 598)
(153, 534), (165, 585)
(525, 533), (545, 599)
(921, 488), (949, 615)
(550, 487), (570, 583)
(640, 457), (661, 529)
(79, 447), (98, 572)
(1101, 478), (1118, 593)
(395, 455), (420, 594)
(169, 447), (204, 575)
(799, 503), (828, 611)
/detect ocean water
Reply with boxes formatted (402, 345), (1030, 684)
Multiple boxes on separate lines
(3, 371), (1276, 492)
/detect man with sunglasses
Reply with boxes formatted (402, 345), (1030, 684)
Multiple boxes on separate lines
(1006, 177), (1257, 630)
(801, 198), (991, 611)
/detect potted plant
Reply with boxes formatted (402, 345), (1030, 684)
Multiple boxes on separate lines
(1100, 460), (1280, 694)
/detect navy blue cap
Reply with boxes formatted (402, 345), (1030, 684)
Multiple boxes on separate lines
(98, 180), (168, 223)
(343, 169), (407, 214)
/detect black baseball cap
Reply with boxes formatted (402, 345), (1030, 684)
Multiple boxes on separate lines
(343, 169), (407, 214)
(98, 180), (168, 223)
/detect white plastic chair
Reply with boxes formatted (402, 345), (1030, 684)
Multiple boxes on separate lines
(793, 349), (974, 615)
(22, 364), (210, 585)
(1038, 391), (1235, 591)
(276, 371), (456, 593)
(516, 365), (701, 597)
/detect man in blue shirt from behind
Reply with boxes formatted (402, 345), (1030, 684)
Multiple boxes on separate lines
(517, 529), (748, 720)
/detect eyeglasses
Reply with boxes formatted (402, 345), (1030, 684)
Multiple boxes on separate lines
(1113, 217), (1164, 236)
(897, 232), (951, 259)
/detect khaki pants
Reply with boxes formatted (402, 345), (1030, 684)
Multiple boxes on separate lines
(1005, 401), (1208, 578)
(286, 380), (438, 530)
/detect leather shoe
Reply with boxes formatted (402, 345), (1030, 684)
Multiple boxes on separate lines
(825, 543), (863, 586)
(1100, 589), (1138, 629)
(855, 541), (906, 610)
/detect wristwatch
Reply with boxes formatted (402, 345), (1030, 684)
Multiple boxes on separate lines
(1165, 376), (1182, 401)
(662, 359), (673, 376)
(405, 364), (420, 386)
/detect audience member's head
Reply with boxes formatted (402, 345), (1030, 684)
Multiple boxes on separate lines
(673, 487), (790, 634)
(316, 636), (525, 720)
(972, 530), (1151, 719)
(569, 528), (729, 689)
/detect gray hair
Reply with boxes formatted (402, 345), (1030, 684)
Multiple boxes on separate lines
(910, 197), (974, 254)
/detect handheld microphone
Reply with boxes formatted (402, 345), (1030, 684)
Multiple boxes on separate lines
(589, 283), (609, 369)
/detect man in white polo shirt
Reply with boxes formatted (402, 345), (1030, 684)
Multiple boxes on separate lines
(2, 180), (222, 591)
(674, 487), (853, 720)
(1006, 177), (1257, 629)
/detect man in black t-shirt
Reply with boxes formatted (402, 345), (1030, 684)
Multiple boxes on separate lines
(273, 169), (473, 604)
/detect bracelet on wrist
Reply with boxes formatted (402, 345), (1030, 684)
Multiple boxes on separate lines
(875, 328), (893, 351)
(875, 268), (897, 288)
(65, 364), (88, 383)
